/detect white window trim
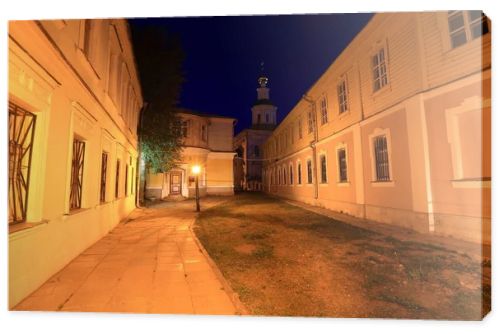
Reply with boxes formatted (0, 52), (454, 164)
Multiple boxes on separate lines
(335, 142), (350, 186)
(368, 127), (395, 187)
(445, 96), (490, 189)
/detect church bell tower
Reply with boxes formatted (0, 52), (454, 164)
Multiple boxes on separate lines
(251, 62), (277, 130)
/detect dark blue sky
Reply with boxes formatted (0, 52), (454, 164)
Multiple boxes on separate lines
(130, 13), (373, 133)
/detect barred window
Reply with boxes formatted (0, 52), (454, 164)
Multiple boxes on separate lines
(372, 48), (388, 92)
(374, 135), (390, 181)
(337, 79), (348, 114)
(307, 160), (313, 184)
(100, 152), (108, 203)
(8, 102), (36, 224)
(448, 11), (489, 49)
(125, 163), (129, 196)
(115, 159), (120, 198)
(337, 148), (348, 182)
(70, 138), (86, 210)
(320, 95), (328, 125)
(297, 162), (302, 184)
(320, 155), (327, 184)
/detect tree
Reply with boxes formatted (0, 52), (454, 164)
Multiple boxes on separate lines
(129, 20), (185, 201)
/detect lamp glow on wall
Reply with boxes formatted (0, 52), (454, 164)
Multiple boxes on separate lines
(191, 164), (201, 212)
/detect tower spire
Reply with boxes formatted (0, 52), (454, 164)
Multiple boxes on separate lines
(258, 61), (268, 88)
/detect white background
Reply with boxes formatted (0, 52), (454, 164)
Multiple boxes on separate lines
(0, 0), (498, 333)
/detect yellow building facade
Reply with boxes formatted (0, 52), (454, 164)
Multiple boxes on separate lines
(262, 12), (491, 244)
(8, 19), (143, 307)
(146, 110), (236, 199)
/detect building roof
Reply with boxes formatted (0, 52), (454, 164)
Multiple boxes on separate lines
(176, 108), (236, 121)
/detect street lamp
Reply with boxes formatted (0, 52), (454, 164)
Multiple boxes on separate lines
(191, 164), (201, 212)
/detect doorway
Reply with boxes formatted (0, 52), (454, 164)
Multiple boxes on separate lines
(170, 172), (182, 195)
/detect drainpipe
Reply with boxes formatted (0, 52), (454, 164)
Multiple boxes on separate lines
(302, 94), (319, 200)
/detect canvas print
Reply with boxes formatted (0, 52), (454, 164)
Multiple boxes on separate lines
(8, 11), (491, 320)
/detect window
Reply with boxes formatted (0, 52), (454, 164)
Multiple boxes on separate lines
(297, 162), (302, 184)
(100, 152), (108, 203)
(448, 11), (489, 49)
(131, 166), (135, 195)
(257, 114), (261, 124)
(201, 124), (207, 142)
(115, 159), (120, 198)
(289, 165), (293, 184)
(337, 148), (348, 182)
(283, 167), (286, 185)
(320, 95), (328, 125)
(372, 48), (388, 92)
(266, 113), (269, 123)
(70, 138), (85, 210)
(374, 135), (390, 181)
(181, 120), (189, 138)
(278, 168), (281, 185)
(254, 145), (260, 157)
(337, 78), (348, 114)
(8, 102), (36, 224)
(307, 108), (315, 134)
(125, 163), (129, 196)
(320, 155), (327, 184)
(307, 160), (313, 184)
(298, 119), (303, 139)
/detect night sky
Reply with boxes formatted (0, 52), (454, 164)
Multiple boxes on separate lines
(129, 13), (373, 134)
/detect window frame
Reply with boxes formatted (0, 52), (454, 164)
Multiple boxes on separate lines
(319, 154), (328, 184)
(447, 10), (489, 49)
(372, 47), (389, 93)
(337, 76), (349, 115)
(69, 137), (86, 211)
(319, 94), (328, 125)
(337, 146), (348, 183)
(100, 151), (108, 203)
(306, 159), (313, 184)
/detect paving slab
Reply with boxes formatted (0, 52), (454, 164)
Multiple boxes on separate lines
(14, 197), (239, 315)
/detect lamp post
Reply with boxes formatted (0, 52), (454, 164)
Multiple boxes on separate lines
(191, 165), (201, 212)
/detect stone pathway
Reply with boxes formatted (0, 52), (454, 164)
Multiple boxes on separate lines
(14, 198), (239, 315)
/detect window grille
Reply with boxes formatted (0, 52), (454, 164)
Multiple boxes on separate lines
(100, 152), (108, 203)
(374, 135), (390, 181)
(8, 102), (36, 224)
(307, 160), (313, 184)
(320, 155), (327, 183)
(115, 160), (120, 198)
(70, 138), (86, 210)
(298, 163), (302, 184)
(338, 148), (348, 182)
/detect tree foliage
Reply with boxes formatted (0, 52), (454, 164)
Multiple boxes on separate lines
(130, 20), (185, 172)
